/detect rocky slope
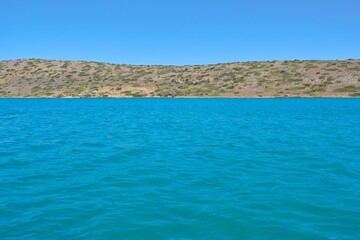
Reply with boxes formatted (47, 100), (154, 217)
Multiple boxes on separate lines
(0, 59), (359, 98)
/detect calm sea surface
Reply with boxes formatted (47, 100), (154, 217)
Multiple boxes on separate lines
(0, 99), (359, 239)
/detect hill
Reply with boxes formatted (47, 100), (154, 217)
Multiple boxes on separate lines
(0, 59), (359, 98)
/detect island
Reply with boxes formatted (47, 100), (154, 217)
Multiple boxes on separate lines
(0, 59), (359, 98)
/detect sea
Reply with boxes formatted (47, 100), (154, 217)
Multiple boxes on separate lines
(0, 99), (359, 239)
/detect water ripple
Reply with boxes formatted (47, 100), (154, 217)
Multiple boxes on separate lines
(0, 99), (359, 239)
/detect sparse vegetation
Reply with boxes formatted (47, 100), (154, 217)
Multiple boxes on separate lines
(333, 85), (358, 93)
(0, 59), (359, 98)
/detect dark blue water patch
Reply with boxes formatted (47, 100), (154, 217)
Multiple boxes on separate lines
(0, 99), (359, 239)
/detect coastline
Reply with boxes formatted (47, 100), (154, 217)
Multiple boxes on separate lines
(0, 95), (358, 99)
(1, 59), (359, 98)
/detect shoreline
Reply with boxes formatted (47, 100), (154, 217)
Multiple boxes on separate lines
(0, 95), (358, 99)
(1, 59), (359, 98)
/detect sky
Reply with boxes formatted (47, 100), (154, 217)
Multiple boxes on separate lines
(1, 0), (360, 65)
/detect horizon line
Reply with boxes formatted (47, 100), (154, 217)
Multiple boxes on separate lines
(1, 57), (359, 67)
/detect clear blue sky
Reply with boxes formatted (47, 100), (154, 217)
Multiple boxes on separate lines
(1, 0), (359, 65)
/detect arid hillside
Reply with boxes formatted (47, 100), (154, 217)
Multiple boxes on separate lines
(0, 59), (359, 98)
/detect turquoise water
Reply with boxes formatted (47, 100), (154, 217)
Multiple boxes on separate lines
(0, 99), (359, 239)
